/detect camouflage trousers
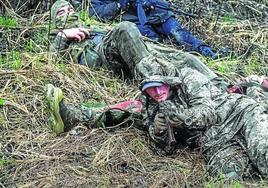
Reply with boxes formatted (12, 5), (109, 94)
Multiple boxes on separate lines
(59, 100), (143, 132)
(205, 138), (254, 180)
(205, 105), (268, 179)
(95, 21), (227, 87)
(96, 21), (150, 79)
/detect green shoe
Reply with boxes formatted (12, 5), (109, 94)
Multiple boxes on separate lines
(46, 84), (64, 135)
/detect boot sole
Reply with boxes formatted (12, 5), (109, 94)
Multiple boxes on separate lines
(46, 84), (65, 135)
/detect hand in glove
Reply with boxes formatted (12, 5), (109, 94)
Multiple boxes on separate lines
(159, 101), (188, 128)
(167, 115), (184, 128)
(154, 112), (168, 134)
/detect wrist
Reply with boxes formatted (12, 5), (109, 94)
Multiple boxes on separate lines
(58, 31), (67, 38)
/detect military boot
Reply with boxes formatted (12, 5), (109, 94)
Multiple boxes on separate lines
(170, 29), (217, 59)
(46, 84), (65, 135)
(46, 84), (99, 135)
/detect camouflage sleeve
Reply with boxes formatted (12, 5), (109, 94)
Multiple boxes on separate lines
(49, 33), (69, 53)
(178, 67), (217, 129)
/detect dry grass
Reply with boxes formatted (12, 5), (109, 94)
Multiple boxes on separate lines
(0, 0), (268, 187)
(0, 61), (208, 187)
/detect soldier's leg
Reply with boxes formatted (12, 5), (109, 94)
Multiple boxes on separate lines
(205, 141), (254, 180)
(172, 53), (228, 90)
(46, 84), (141, 134)
(96, 21), (151, 74)
(157, 17), (217, 59)
(184, 54), (229, 90)
(59, 101), (100, 132)
(136, 23), (159, 41)
(142, 41), (228, 90)
(46, 84), (101, 135)
(242, 105), (268, 178)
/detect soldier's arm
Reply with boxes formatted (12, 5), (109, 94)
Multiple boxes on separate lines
(89, 0), (121, 20)
(49, 28), (91, 52)
(49, 32), (69, 53)
(178, 68), (217, 129)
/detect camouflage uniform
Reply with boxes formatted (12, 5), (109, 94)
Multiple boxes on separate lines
(49, 0), (226, 84)
(58, 100), (142, 132)
(140, 70), (268, 180)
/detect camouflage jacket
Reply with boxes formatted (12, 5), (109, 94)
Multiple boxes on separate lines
(49, 26), (107, 68)
(140, 68), (263, 153)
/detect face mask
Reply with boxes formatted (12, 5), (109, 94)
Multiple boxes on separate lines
(145, 84), (171, 102)
(55, 12), (81, 29)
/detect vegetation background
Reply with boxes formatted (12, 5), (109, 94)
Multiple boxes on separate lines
(0, 0), (267, 187)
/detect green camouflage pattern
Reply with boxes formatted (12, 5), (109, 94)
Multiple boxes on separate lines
(58, 100), (142, 131)
(140, 70), (268, 179)
(50, 0), (102, 68)
(50, 4), (227, 84)
(51, 0), (74, 24)
(246, 85), (268, 109)
(59, 101), (100, 131)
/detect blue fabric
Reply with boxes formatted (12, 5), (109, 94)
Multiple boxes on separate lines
(119, 0), (129, 10)
(91, 35), (103, 46)
(89, 0), (119, 20)
(142, 81), (163, 91)
(159, 17), (203, 49)
(136, 0), (148, 25)
(89, 0), (216, 58)
(158, 17), (216, 58)
(89, 0), (173, 23)
(136, 24), (159, 40)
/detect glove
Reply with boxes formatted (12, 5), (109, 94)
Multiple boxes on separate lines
(168, 116), (183, 127)
(243, 75), (264, 85)
(119, 0), (130, 10)
(154, 112), (167, 134)
(159, 101), (186, 127)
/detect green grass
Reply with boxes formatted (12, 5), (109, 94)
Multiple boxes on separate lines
(0, 158), (15, 167)
(26, 31), (49, 52)
(0, 51), (22, 69)
(207, 176), (244, 188)
(0, 98), (6, 106)
(207, 58), (241, 74)
(0, 16), (17, 27)
(221, 15), (238, 24)
(244, 54), (265, 75)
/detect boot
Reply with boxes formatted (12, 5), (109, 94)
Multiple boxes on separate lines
(46, 84), (98, 135)
(198, 45), (218, 59)
(170, 29), (217, 59)
(46, 84), (65, 135)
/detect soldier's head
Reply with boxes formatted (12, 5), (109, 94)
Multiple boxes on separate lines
(51, 0), (81, 29)
(142, 81), (171, 102)
(51, 0), (75, 22)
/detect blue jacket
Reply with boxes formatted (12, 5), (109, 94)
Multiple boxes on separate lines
(88, 0), (174, 24)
